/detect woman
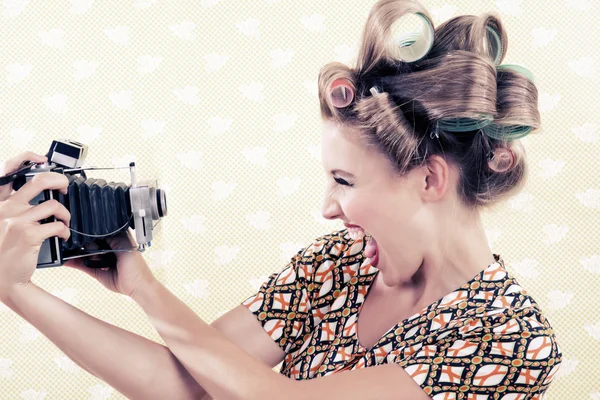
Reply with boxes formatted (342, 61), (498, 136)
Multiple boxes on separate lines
(0, 0), (561, 399)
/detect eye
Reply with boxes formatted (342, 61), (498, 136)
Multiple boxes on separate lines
(334, 177), (352, 187)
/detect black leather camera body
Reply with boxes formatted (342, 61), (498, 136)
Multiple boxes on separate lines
(0, 139), (168, 269)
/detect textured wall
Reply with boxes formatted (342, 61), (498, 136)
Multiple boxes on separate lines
(1, 0), (597, 399)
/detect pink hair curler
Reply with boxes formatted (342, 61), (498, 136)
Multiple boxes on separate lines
(329, 78), (355, 108)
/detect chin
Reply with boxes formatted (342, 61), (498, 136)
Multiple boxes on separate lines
(378, 269), (401, 289)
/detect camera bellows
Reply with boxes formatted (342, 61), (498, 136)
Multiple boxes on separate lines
(64, 175), (131, 249)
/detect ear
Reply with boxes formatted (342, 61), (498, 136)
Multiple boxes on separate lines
(422, 155), (451, 202)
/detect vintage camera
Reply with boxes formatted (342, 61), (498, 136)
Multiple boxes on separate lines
(0, 139), (168, 269)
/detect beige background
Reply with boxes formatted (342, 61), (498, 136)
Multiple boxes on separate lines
(0, 0), (598, 399)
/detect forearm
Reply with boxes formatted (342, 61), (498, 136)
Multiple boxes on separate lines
(1, 282), (207, 400)
(133, 279), (292, 400)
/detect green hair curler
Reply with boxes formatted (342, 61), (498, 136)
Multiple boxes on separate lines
(497, 64), (535, 83)
(436, 114), (494, 133)
(482, 124), (532, 141)
(388, 12), (435, 63)
(485, 25), (503, 66)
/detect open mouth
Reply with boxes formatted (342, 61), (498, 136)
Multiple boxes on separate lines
(345, 227), (379, 266)
(365, 234), (379, 266)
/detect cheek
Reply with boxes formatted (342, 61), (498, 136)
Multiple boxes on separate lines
(397, 205), (431, 249)
(339, 193), (371, 222)
(376, 194), (422, 234)
(341, 201), (367, 222)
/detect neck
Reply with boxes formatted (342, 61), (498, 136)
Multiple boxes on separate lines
(417, 210), (495, 304)
(375, 208), (496, 307)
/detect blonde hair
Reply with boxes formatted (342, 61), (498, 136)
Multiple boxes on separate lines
(317, 0), (539, 210)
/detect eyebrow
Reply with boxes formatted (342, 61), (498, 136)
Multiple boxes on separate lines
(330, 169), (355, 178)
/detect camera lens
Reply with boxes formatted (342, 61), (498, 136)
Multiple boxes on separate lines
(157, 188), (167, 217)
(150, 187), (167, 219)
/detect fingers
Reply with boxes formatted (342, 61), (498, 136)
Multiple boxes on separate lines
(10, 172), (69, 205)
(26, 220), (71, 244)
(0, 151), (48, 179)
(125, 228), (138, 246)
(22, 199), (71, 228)
(0, 152), (48, 201)
(0, 189), (69, 249)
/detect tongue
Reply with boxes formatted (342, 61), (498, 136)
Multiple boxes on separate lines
(365, 235), (378, 258)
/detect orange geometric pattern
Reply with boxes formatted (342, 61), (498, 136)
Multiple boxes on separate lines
(241, 229), (562, 398)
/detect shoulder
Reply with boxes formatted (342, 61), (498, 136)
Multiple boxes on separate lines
(302, 228), (358, 258)
(461, 265), (560, 341)
(292, 228), (366, 277)
(463, 269), (563, 384)
(246, 228), (365, 296)
(423, 262), (563, 371)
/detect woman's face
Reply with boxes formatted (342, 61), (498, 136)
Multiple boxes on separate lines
(320, 120), (441, 285)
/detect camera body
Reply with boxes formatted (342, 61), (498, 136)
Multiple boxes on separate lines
(8, 139), (168, 269)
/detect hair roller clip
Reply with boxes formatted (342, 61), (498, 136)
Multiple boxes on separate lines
(485, 25), (503, 66)
(329, 78), (355, 108)
(369, 86), (382, 96)
(388, 12), (435, 63)
(430, 123), (440, 139)
(497, 64), (535, 83)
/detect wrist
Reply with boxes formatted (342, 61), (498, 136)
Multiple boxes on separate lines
(0, 281), (36, 309)
(130, 277), (160, 305)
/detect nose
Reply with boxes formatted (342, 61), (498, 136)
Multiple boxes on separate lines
(321, 191), (342, 221)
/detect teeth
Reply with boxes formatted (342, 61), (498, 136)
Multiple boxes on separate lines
(346, 227), (365, 241)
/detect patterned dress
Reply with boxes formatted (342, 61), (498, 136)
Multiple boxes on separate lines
(242, 229), (562, 399)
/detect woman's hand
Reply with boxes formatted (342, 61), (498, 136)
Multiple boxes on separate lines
(0, 152), (71, 300)
(63, 229), (157, 298)
(0, 151), (157, 300)
(0, 151), (49, 201)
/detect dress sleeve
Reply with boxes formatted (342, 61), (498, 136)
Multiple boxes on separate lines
(241, 235), (326, 354)
(388, 314), (562, 399)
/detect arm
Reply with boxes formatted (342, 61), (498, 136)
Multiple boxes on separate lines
(133, 278), (294, 400)
(132, 281), (563, 400)
(296, 364), (430, 400)
(1, 281), (287, 400)
(133, 279), (431, 400)
(1, 282), (205, 400)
